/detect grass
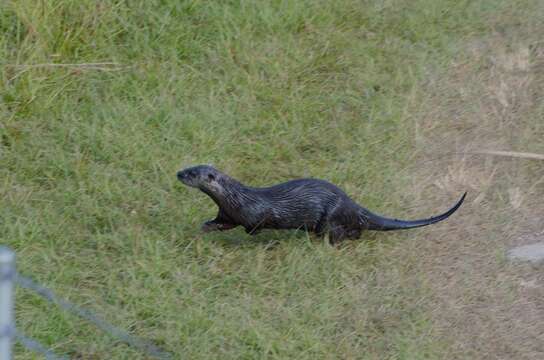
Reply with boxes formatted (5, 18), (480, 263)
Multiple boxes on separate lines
(1, 0), (543, 359)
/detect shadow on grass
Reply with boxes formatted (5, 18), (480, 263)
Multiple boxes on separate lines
(204, 228), (313, 250)
(192, 225), (391, 252)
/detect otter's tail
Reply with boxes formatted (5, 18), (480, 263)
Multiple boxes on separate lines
(364, 192), (466, 231)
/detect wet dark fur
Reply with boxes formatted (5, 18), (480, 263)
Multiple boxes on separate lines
(177, 165), (466, 243)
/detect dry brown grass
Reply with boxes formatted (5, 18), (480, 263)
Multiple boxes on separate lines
(403, 20), (544, 360)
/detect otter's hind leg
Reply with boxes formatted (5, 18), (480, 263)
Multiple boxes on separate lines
(325, 207), (361, 244)
(327, 225), (348, 244)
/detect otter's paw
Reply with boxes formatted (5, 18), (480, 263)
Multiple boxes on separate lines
(201, 221), (220, 233)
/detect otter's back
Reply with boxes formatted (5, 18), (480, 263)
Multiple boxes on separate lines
(253, 179), (351, 229)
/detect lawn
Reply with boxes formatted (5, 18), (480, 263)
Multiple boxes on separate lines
(1, 0), (543, 359)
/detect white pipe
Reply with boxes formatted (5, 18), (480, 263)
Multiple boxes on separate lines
(0, 247), (15, 360)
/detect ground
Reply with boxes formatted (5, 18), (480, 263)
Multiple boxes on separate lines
(1, 0), (544, 359)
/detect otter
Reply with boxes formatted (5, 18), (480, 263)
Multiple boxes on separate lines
(177, 165), (466, 243)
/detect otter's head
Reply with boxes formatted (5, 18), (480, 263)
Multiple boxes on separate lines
(176, 165), (224, 193)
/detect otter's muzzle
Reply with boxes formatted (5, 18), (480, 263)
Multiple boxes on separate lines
(176, 170), (187, 181)
(177, 168), (199, 187)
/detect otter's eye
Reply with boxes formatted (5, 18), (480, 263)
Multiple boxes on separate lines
(207, 173), (215, 181)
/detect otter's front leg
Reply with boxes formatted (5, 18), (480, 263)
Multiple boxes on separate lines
(201, 220), (237, 233)
(201, 209), (238, 233)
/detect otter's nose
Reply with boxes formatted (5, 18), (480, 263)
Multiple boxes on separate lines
(176, 171), (185, 180)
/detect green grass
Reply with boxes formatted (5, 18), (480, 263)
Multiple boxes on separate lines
(1, 0), (542, 358)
